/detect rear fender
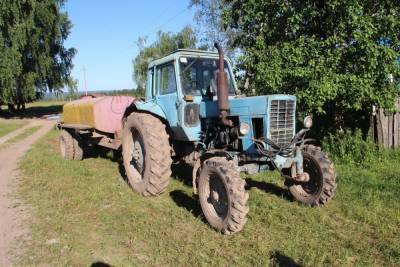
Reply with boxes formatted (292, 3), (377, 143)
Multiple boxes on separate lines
(122, 101), (172, 136)
(123, 101), (167, 120)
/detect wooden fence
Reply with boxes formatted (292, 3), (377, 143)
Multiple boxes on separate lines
(374, 99), (400, 149)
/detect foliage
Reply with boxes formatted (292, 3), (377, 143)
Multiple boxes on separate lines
(105, 88), (145, 98)
(0, 0), (75, 110)
(132, 26), (198, 90)
(190, 0), (236, 54)
(221, 0), (400, 129)
(322, 129), (379, 165)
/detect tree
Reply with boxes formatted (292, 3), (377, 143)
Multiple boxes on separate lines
(223, 0), (400, 132)
(190, 0), (236, 53)
(132, 26), (198, 90)
(0, 0), (75, 111)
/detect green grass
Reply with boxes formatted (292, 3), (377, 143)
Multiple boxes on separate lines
(0, 126), (41, 149)
(0, 120), (25, 138)
(16, 130), (400, 266)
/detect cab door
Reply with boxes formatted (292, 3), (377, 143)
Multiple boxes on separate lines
(155, 61), (184, 137)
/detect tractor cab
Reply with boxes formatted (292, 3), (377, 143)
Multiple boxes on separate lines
(140, 49), (239, 141)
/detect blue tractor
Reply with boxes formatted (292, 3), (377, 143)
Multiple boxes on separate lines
(121, 43), (337, 234)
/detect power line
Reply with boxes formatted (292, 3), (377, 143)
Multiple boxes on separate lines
(125, 6), (190, 51)
(149, 2), (180, 25)
(151, 7), (189, 34)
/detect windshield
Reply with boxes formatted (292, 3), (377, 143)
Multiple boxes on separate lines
(179, 57), (236, 96)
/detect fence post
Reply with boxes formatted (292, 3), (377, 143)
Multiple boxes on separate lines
(394, 99), (400, 148)
(375, 98), (400, 149)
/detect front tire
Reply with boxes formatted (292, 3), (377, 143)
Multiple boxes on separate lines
(198, 157), (249, 234)
(122, 112), (172, 196)
(287, 145), (337, 206)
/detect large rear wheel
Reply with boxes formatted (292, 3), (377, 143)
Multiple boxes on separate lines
(198, 157), (249, 234)
(122, 112), (172, 196)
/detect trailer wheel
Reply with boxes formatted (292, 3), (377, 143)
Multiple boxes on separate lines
(72, 133), (84, 160)
(198, 157), (249, 234)
(288, 145), (337, 206)
(122, 112), (172, 196)
(59, 130), (74, 160)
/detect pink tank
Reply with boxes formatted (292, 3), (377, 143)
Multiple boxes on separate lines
(63, 96), (135, 133)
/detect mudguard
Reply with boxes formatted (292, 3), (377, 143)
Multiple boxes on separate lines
(125, 100), (168, 121)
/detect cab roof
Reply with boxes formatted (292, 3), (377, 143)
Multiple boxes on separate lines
(148, 49), (229, 69)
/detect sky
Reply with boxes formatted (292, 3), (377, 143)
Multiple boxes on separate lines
(63, 0), (196, 92)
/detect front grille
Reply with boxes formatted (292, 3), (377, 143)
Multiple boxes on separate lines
(269, 99), (295, 147)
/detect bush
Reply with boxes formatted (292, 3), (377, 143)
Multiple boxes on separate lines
(322, 129), (380, 166)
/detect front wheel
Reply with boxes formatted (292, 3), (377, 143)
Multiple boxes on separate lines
(287, 145), (337, 206)
(198, 157), (249, 234)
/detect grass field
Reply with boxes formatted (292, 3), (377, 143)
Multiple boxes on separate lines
(0, 120), (25, 138)
(15, 130), (400, 266)
(0, 126), (41, 149)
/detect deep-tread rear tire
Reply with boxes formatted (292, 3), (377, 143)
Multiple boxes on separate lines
(59, 130), (74, 160)
(122, 112), (172, 196)
(198, 157), (249, 234)
(288, 145), (337, 206)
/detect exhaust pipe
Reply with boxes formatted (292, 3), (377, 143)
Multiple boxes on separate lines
(214, 43), (232, 127)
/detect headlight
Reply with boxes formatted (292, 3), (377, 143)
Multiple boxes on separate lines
(239, 122), (250, 136)
(303, 116), (313, 129)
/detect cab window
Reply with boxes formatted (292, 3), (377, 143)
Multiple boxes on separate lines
(157, 62), (177, 95)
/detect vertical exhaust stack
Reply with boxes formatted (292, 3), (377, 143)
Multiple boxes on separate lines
(214, 43), (233, 127)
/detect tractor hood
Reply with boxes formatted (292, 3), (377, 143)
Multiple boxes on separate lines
(200, 94), (296, 118)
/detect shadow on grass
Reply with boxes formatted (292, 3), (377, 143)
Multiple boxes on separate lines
(245, 177), (293, 202)
(171, 162), (193, 187)
(269, 250), (301, 267)
(169, 190), (202, 217)
(0, 104), (63, 119)
(91, 262), (111, 267)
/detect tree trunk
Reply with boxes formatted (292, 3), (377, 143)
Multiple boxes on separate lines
(7, 104), (16, 113)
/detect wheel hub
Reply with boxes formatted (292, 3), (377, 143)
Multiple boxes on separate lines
(129, 130), (145, 175)
(208, 176), (228, 217)
(211, 190), (220, 203)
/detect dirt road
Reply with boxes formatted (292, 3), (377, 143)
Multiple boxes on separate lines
(0, 119), (55, 267)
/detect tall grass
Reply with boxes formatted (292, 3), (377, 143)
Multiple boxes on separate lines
(322, 129), (397, 166)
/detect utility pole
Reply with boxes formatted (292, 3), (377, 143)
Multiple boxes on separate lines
(82, 66), (88, 96)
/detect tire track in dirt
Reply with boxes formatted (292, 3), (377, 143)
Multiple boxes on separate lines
(0, 119), (55, 267)
(0, 120), (37, 146)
